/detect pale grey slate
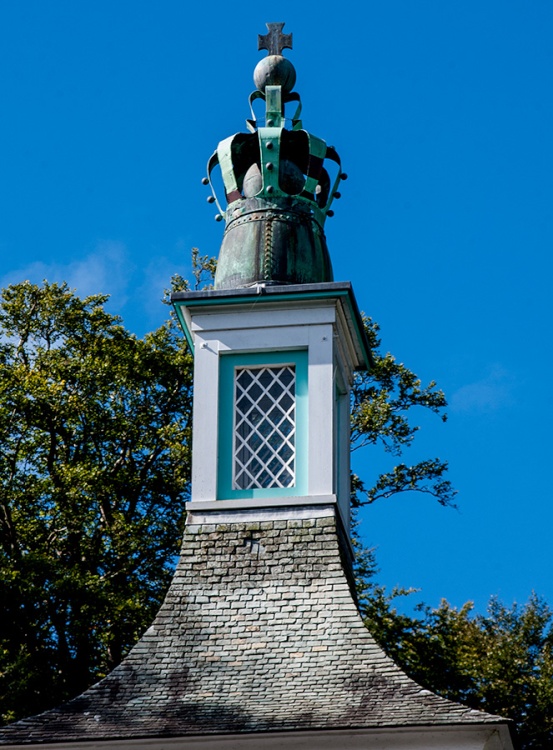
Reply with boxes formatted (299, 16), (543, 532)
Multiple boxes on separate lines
(0, 513), (508, 744)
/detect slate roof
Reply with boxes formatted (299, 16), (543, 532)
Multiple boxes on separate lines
(0, 511), (508, 744)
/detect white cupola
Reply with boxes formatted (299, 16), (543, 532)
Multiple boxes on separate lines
(172, 281), (372, 535)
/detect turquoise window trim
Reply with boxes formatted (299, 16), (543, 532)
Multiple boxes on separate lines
(218, 349), (308, 500)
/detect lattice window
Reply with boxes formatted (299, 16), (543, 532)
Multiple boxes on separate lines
(233, 365), (296, 490)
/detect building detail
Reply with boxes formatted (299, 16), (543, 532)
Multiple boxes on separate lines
(174, 282), (367, 534)
(0, 23), (514, 750)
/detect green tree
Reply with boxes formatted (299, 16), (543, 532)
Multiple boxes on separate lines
(349, 320), (553, 748)
(0, 281), (192, 723)
(351, 317), (456, 508)
(355, 556), (553, 750)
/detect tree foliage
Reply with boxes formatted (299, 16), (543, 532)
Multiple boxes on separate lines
(354, 546), (553, 750)
(349, 319), (553, 748)
(0, 281), (192, 723)
(351, 318), (456, 508)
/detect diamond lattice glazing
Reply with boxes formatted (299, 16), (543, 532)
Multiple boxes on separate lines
(233, 366), (296, 489)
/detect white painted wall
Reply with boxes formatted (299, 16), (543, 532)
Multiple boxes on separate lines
(183, 294), (362, 534)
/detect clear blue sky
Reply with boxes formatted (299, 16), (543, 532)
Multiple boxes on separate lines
(1, 2), (551, 615)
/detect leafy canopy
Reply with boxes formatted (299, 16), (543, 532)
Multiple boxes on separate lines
(351, 317), (455, 508)
(356, 571), (553, 750)
(0, 281), (192, 722)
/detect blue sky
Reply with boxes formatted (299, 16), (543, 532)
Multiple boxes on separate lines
(0, 2), (552, 615)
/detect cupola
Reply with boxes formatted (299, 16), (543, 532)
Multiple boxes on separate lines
(172, 23), (370, 535)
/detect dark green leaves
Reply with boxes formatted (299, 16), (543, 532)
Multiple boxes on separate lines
(358, 588), (553, 750)
(0, 281), (192, 723)
(352, 317), (455, 507)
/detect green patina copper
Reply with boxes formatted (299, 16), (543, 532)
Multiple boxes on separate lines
(204, 23), (346, 290)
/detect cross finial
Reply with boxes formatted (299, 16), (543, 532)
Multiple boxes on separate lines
(258, 22), (293, 57)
